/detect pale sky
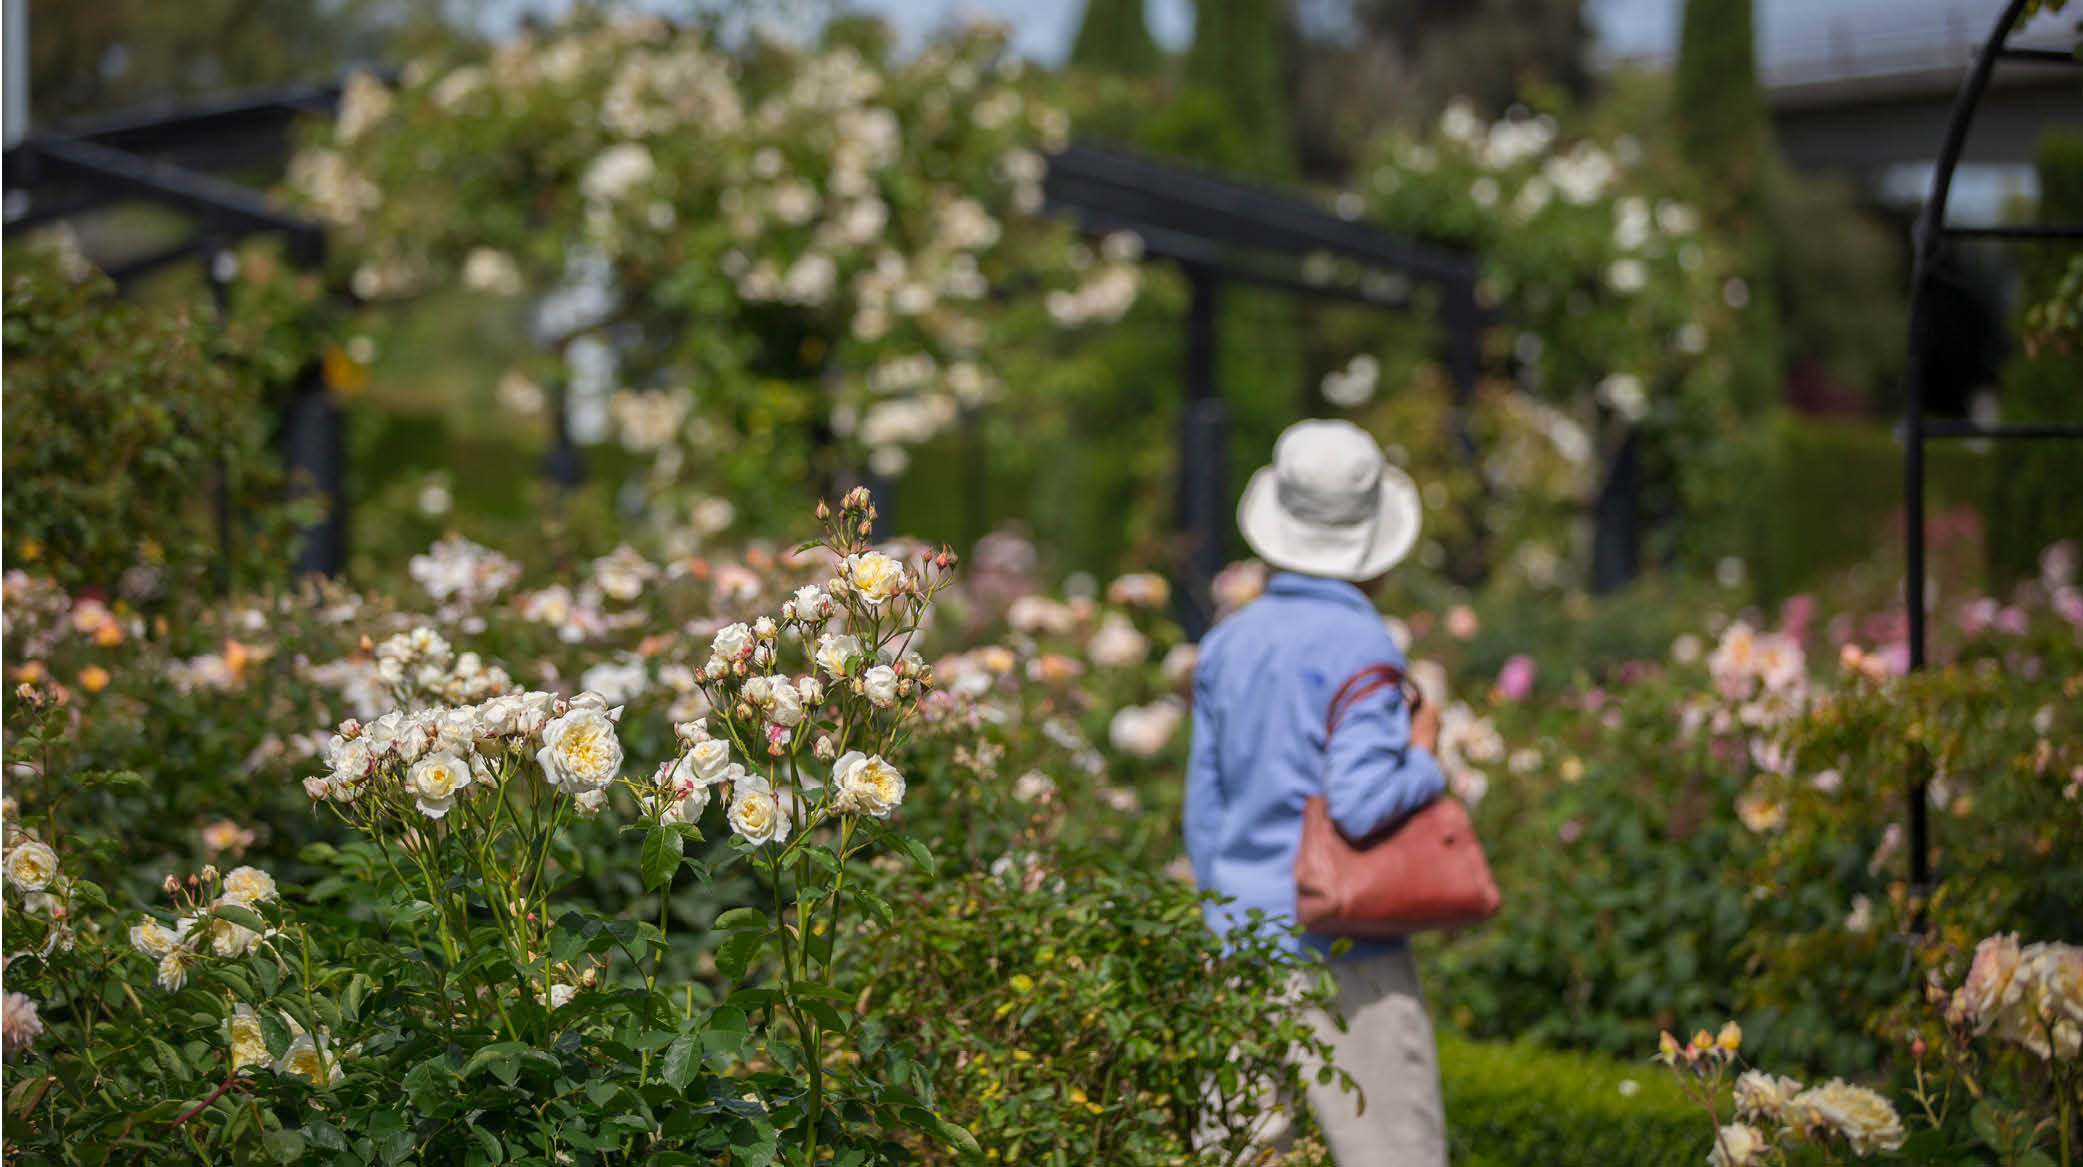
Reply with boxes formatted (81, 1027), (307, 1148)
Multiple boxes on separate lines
(474, 1), (2071, 77)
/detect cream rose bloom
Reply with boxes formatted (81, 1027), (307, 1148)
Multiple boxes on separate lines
(5, 840), (59, 892)
(712, 622), (756, 662)
(681, 739), (734, 785)
(130, 918), (181, 959)
(1731, 1070), (1802, 1122)
(1707, 1123), (1767, 1167)
(221, 865), (278, 906)
(862, 665), (900, 706)
(538, 708), (623, 795)
(766, 680), (805, 728)
(275, 1031), (345, 1086)
(156, 947), (196, 991)
(658, 779), (709, 827)
(408, 751), (474, 819)
(815, 633), (863, 679)
(831, 751), (906, 818)
(1790, 1080), (1904, 1156)
(843, 551), (907, 607)
(1964, 932), (2026, 1033)
(227, 1004), (268, 1069)
(727, 773), (791, 846)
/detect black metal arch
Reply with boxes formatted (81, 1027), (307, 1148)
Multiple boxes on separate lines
(1043, 143), (1485, 636)
(1900, 0), (2082, 904)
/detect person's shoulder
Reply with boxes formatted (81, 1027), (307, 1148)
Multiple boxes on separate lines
(1311, 603), (1403, 669)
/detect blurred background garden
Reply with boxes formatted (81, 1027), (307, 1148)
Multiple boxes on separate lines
(1, 0), (2080, 1162)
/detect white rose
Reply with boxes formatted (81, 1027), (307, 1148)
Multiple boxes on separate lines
(436, 706), (480, 753)
(221, 866), (278, 906)
(682, 739), (734, 784)
(275, 1031), (345, 1085)
(742, 675), (773, 704)
(658, 776), (710, 826)
(862, 665), (900, 707)
(727, 773), (791, 846)
(537, 708), (623, 795)
(538, 983), (579, 1010)
(788, 585), (829, 623)
(843, 552), (907, 608)
(407, 751), (474, 819)
(1707, 1123), (1766, 1167)
(572, 788), (609, 818)
(797, 676), (825, 706)
(155, 947), (196, 991)
(130, 918), (180, 959)
(816, 633), (863, 679)
(767, 681), (805, 728)
(831, 751), (906, 818)
(712, 623), (756, 662)
(227, 1004), (268, 1069)
(4, 840), (58, 892)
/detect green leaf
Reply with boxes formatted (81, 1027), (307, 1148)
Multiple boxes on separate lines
(715, 931), (763, 981)
(900, 1107), (980, 1154)
(257, 1010), (295, 1059)
(302, 1120), (349, 1152)
(469, 1124), (504, 1163)
(403, 1056), (452, 1114)
(211, 902), (270, 935)
(713, 907), (767, 932)
(900, 838), (936, 877)
(662, 1033), (700, 1092)
(263, 1129), (307, 1163)
(642, 826), (685, 892)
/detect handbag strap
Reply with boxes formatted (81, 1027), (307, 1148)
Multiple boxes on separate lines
(1324, 662), (1420, 743)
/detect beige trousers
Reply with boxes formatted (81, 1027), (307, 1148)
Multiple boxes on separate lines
(1296, 947), (1448, 1165)
(1221, 947), (1447, 1165)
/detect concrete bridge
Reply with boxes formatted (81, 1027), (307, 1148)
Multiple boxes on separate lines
(1759, 3), (2078, 178)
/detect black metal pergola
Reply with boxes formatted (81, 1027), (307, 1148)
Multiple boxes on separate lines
(1042, 143), (1484, 635)
(4, 84), (350, 577)
(1899, 0), (2082, 906)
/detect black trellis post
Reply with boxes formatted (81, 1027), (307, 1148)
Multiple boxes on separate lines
(1899, 0), (2083, 919)
(1179, 264), (1228, 639)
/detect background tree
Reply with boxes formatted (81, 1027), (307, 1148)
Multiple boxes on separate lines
(1070, 0), (1161, 79)
(1673, 0), (1782, 413)
(1183, 0), (1294, 181)
(1294, 0), (1592, 180)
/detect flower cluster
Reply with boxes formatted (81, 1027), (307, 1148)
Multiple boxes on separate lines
(1659, 1020), (1906, 1164)
(646, 489), (950, 850)
(292, 15), (1132, 534)
(128, 864), (283, 991)
(1948, 932), (2083, 1061)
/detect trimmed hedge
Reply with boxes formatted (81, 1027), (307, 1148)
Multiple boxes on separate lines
(1441, 1032), (1710, 1166)
(1747, 411), (1999, 602)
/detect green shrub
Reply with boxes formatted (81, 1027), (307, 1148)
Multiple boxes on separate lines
(1439, 1031), (1709, 1165)
(862, 865), (1342, 1165)
(1, 251), (311, 599)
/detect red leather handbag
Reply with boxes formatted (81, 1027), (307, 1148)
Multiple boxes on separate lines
(1293, 663), (1501, 937)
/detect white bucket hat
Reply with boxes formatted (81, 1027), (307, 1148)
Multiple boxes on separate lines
(1236, 419), (1422, 582)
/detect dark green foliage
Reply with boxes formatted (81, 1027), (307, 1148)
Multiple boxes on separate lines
(1675, 0), (1781, 413)
(1, 251), (308, 599)
(1438, 1033), (1710, 1166)
(1183, 0), (1293, 179)
(1674, 0), (1767, 193)
(1070, 0), (1161, 78)
(1987, 129), (2083, 583)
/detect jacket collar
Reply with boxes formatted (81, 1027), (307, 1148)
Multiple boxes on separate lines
(1265, 571), (1377, 616)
